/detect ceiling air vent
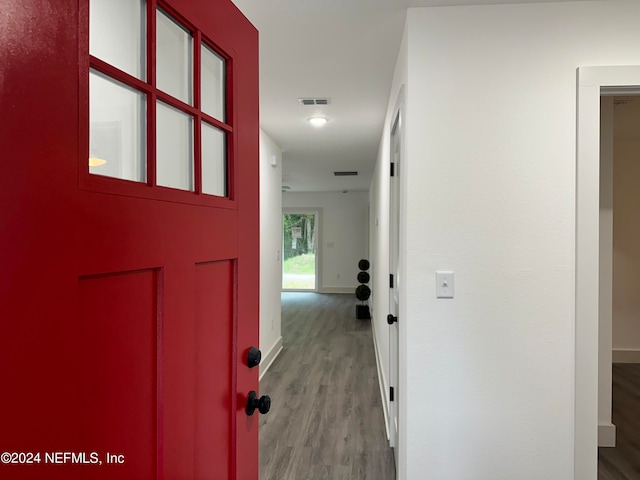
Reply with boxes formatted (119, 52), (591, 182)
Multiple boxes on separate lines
(334, 171), (358, 176)
(299, 97), (331, 106)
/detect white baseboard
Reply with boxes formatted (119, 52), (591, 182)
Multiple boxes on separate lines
(319, 287), (354, 294)
(598, 422), (616, 447)
(371, 319), (390, 441)
(612, 349), (640, 363)
(259, 336), (283, 381)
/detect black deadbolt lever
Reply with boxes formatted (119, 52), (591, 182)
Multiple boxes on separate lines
(247, 346), (262, 368)
(246, 391), (271, 416)
(387, 314), (398, 325)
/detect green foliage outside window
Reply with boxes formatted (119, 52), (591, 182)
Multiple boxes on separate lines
(283, 213), (316, 261)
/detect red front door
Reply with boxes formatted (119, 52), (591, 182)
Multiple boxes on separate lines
(0, 0), (259, 479)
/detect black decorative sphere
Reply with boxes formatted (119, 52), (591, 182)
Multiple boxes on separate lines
(355, 284), (371, 301)
(357, 271), (370, 284)
(358, 259), (370, 271)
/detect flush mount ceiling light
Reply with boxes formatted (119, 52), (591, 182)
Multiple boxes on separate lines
(308, 116), (328, 127)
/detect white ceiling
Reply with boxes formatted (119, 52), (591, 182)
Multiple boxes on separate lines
(230, 0), (595, 193)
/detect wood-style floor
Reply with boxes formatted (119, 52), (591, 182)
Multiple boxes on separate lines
(598, 364), (640, 480)
(259, 293), (395, 480)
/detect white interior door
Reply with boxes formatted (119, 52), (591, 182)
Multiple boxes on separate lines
(388, 109), (402, 469)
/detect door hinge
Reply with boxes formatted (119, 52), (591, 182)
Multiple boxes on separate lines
(390, 162), (395, 177)
(390, 386), (395, 402)
(389, 273), (394, 288)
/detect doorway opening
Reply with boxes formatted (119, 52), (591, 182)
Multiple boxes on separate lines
(282, 210), (319, 291)
(597, 93), (640, 478)
(576, 65), (640, 480)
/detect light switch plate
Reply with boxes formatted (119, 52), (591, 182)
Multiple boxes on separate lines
(436, 271), (454, 298)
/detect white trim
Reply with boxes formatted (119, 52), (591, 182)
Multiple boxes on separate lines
(598, 423), (616, 448)
(612, 349), (640, 363)
(371, 317), (391, 440)
(259, 336), (283, 381)
(576, 65), (640, 480)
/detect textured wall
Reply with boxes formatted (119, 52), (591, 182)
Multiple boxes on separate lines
(259, 130), (283, 374)
(373, 2), (640, 479)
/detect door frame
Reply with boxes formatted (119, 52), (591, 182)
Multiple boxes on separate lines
(388, 84), (406, 477)
(388, 108), (401, 451)
(598, 95), (615, 449)
(575, 65), (640, 480)
(282, 208), (322, 292)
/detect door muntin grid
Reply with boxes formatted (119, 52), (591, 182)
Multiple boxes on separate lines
(88, 0), (230, 199)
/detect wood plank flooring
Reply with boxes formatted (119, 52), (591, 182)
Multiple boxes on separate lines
(598, 364), (640, 480)
(259, 293), (395, 480)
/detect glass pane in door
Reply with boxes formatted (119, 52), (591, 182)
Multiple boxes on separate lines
(89, 70), (146, 182)
(90, 0), (146, 80)
(156, 9), (193, 105)
(201, 122), (226, 197)
(156, 101), (193, 191)
(201, 44), (225, 121)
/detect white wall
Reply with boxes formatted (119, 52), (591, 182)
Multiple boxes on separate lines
(369, 2), (640, 479)
(283, 191), (368, 293)
(259, 130), (283, 376)
(613, 139), (640, 361)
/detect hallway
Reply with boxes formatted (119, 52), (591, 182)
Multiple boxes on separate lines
(259, 293), (395, 480)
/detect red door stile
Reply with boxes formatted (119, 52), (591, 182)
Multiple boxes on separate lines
(1, 2), (83, 478)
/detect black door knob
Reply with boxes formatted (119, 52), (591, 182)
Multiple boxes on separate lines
(387, 314), (398, 325)
(246, 390), (271, 416)
(247, 346), (262, 368)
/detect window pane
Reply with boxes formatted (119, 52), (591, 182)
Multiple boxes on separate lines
(156, 10), (192, 105)
(201, 44), (225, 121)
(156, 101), (193, 191)
(202, 122), (227, 197)
(90, 70), (146, 182)
(90, 0), (145, 80)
